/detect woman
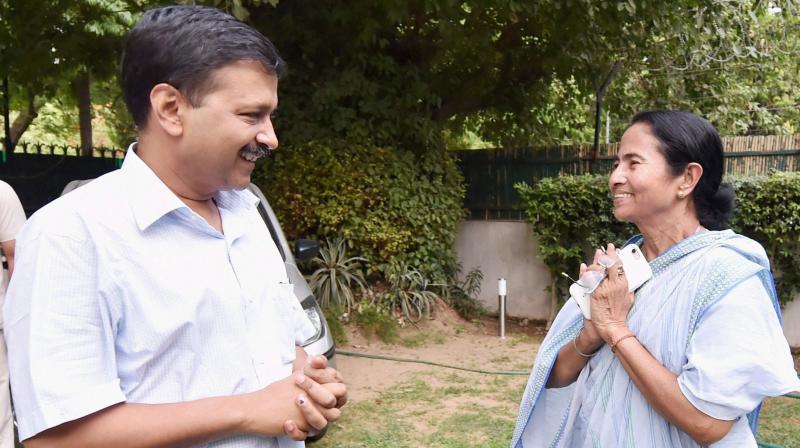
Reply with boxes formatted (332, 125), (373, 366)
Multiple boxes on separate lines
(511, 111), (800, 447)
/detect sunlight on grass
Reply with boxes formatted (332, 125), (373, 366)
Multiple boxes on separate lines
(317, 371), (799, 448)
(757, 395), (800, 447)
(315, 371), (527, 448)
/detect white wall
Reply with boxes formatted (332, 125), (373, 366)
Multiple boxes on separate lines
(455, 220), (800, 348)
(781, 293), (800, 347)
(455, 221), (551, 320)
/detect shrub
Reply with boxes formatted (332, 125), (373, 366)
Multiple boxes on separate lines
(353, 301), (398, 343)
(729, 172), (800, 303)
(381, 262), (440, 323)
(306, 236), (367, 312)
(253, 142), (465, 281)
(433, 264), (485, 320)
(323, 303), (349, 346)
(515, 171), (800, 306)
(515, 174), (635, 301)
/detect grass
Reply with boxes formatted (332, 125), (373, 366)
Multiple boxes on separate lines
(316, 373), (800, 448)
(315, 371), (527, 448)
(757, 395), (800, 447)
(400, 329), (447, 348)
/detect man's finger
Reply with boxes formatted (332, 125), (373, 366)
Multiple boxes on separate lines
(322, 382), (348, 408)
(283, 420), (308, 441)
(303, 363), (344, 384)
(297, 395), (328, 431)
(296, 375), (337, 408)
(307, 355), (328, 370)
(320, 406), (342, 422)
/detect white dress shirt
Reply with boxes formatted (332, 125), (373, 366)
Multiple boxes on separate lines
(4, 146), (316, 447)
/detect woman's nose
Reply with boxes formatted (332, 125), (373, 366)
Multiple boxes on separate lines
(609, 165), (626, 188)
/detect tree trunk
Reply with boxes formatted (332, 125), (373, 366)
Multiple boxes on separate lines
(592, 61), (621, 160)
(2, 76), (10, 154)
(76, 70), (93, 157)
(8, 95), (38, 150)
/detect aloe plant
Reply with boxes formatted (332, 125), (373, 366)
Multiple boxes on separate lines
(306, 237), (367, 311)
(384, 263), (439, 322)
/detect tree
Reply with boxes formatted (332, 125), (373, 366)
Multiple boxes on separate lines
(193, 0), (797, 151)
(0, 0), (138, 153)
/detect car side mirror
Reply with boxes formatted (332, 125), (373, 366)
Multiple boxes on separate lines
(294, 239), (319, 262)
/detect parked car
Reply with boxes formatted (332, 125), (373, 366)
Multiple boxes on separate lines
(60, 180), (336, 364)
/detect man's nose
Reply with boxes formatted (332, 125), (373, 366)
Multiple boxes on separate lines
(255, 128), (278, 151)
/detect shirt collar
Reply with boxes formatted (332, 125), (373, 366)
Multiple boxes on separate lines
(122, 143), (260, 232)
(122, 143), (188, 231)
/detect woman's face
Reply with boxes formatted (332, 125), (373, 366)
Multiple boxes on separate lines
(609, 123), (685, 226)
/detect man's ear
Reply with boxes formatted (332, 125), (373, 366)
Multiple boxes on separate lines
(679, 162), (704, 197)
(149, 83), (187, 137)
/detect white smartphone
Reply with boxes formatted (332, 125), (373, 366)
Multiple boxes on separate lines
(616, 244), (652, 292)
(569, 244), (653, 320)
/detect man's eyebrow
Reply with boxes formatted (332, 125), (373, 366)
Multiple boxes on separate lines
(237, 104), (277, 113)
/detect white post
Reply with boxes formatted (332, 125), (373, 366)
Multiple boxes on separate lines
(498, 278), (507, 339)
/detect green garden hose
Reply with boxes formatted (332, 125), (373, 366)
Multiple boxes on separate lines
(336, 349), (529, 376)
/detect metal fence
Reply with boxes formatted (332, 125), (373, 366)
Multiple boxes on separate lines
(1, 141), (125, 162)
(456, 135), (800, 220)
(0, 142), (123, 216)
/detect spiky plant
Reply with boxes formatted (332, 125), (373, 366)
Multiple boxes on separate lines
(383, 263), (439, 322)
(306, 237), (367, 312)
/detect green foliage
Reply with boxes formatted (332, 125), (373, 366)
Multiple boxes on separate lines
(433, 265), (485, 321)
(515, 172), (800, 305)
(306, 236), (367, 312)
(729, 172), (800, 303)
(254, 142), (465, 281)
(353, 301), (398, 343)
(515, 175), (635, 299)
(381, 262), (440, 323)
(8, 0), (800, 149)
(322, 303), (348, 346)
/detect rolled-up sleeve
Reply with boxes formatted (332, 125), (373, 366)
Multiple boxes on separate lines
(4, 228), (125, 440)
(677, 276), (800, 420)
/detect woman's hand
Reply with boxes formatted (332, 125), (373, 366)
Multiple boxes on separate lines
(577, 255), (604, 350)
(589, 243), (634, 343)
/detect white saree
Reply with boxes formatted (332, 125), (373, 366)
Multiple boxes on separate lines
(511, 230), (800, 448)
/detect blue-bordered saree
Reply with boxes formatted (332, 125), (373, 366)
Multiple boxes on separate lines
(511, 230), (800, 447)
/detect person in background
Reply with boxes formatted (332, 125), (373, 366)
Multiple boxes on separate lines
(511, 110), (800, 447)
(0, 179), (25, 448)
(4, 5), (345, 447)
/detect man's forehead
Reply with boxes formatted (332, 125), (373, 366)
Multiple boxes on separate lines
(202, 60), (278, 102)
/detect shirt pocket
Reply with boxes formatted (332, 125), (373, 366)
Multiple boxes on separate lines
(268, 283), (300, 366)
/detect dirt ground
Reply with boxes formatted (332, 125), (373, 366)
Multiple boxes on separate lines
(334, 303), (800, 403)
(334, 302), (547, 403)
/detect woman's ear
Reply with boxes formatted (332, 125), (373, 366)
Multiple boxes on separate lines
(149, 83), (186, 137)
(678, 162), (703, 198)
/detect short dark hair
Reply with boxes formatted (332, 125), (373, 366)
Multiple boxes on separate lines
(629, 110), (735, 230)
(121, 5), (286, 128)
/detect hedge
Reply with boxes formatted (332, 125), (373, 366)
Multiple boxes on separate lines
(515, 171), (800, 306)
(252, 142), (465, 281)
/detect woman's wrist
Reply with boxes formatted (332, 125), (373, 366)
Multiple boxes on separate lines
(598, 324), (631, 345)
(575, 327), (604, 355)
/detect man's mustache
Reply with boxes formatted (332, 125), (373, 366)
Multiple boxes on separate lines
(240, 142), (273, 158)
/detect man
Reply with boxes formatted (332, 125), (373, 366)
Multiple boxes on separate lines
(0, 180), (25, 448)
(4, 5), (346, 447)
